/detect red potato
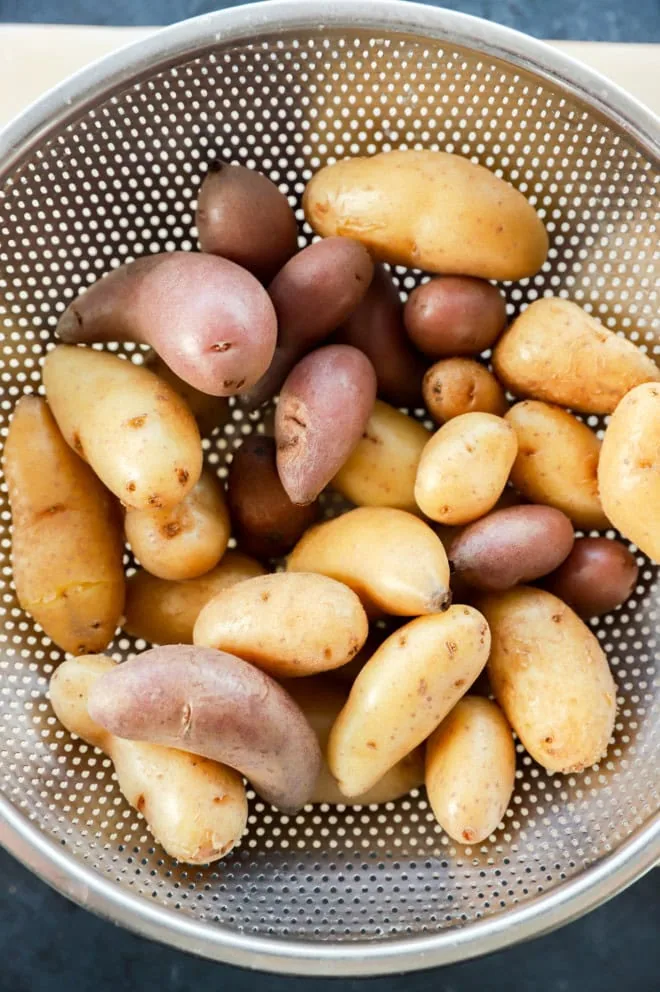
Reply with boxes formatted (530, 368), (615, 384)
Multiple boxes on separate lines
(56, 252), (277, 397)
(276, 345), (377, 505)
(196, 161), (299, 281)
(87, 645), (322, 814)
(405, 277), (507, 358)
(336, 266), (428, 408)
(543, 537), (639, 617)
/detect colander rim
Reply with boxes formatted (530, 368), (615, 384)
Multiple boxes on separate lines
(0, 0), (658, 975)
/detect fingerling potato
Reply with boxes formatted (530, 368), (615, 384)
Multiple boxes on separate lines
(423, 358), (508, 424)
(544, 537), (639, 617)
(405, 277), (507, 358)
(50, 655), (247, 864)
(43, 346), (202, 511)
(2, 396), (124, 655)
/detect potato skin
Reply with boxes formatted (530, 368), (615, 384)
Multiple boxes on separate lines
(227, 435), (319, 559)
(284, 678), (424, 805)
(543, 537), (638, 617)
(3, 396), (124, 655)
(336, 265), (427, 408)
(275, 344), (377, 505)
(449, 505), (574, 592)
(196, 161), (298, 281)
(125, 471), (230, 581)
(144, 352), (231, 436)
(288, 507), (450, 616)
(493, 297), (660, 414)
(56, 252), (277, 397)
(505, 400), (608, 530)
(50, 655), (247, 864)
(423, 358), (508, 424)
(415, 412), (518, 524)
(304, 149), (548, 280)
(598, 383), (660, 560)
(87, 644), (322, 813)
(193, 572), (369, 678)
(124, 552), (266, 645)
(480, 587), (617, 773)
(332, 401), (431, 513)
(43, 346), (202, 511)
(425, 697), (515, 844)
(328, 607), (491, 797)
(405, 277), (507, 358)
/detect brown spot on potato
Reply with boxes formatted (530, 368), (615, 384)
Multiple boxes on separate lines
(147, 494), (163, 508)
(213, 795), (227, 804)
(446, 640), (458, 657)
(366, 740), (378, 750)
(277, 435), (299, 451)
(418, 678), (428, 697)
(39, 503), (66, 518)
(462, 828), (475, 842)
(260, 591), (271, 602)
(544, 735), (554, 744)
(454, 678), (466, 689)
(323, 647), (332, 660)
(398, 633), (408, 647)
(210, 341), (232, 353)
(223, 379), (236, 389)
(177, 469), (189, 485)
(91, 621), (101, 630)
(126, 415), (146, 429)
(285, 414), (307, 430)
(126, 481), (137, 493)
(235, 378), (246, 390)
(136, 794), (146, 812)
(72, 432), (84, 455)
(362, 430), (382, 445)
(162, 521), (181, 538)
(551, 614), (562, 623)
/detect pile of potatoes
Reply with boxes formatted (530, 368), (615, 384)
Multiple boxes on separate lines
(3, 148), (659, 866)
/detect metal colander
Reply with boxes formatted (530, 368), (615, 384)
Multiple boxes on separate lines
(0, 0), (658, 976)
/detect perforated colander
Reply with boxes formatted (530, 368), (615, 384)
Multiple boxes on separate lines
(0, 0), (658, 976)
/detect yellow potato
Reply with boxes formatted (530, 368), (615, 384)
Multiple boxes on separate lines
(328, 607), (491, 797)
(505, 401), (608, 530)
(124, 552), (266, 645)
(493, 297), (660, 414)
(287, 507), (450, 615)
(304, 149), (548, 280)
(425, 697), (515, 844)
(49, 656), (247, 864)
(2, 396), (124, 655)
(480, 587), (617, 773)
(125, 470), (230, 581)
(598, 383), (660, 560)
(332, 401), (431, 512)
(415, 413), (517, 524)
(193, 572), (368, 678)
(42, 345), (202, 510)
(284, 678), (424, 805)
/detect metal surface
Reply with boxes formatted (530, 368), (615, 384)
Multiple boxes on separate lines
(0, 0), (658, 976)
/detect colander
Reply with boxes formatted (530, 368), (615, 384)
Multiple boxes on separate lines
(0, 0), (658, 976)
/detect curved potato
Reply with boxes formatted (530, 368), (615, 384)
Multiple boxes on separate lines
(196, 161), (298, 281)
(50, 655), (247, 864)
(336, 265), (428, 408)
(275, 345), (377, 505)
(415, 413), (518, 524)
(2, 396), (124, 655)
(480, 587), (617, 773)
(598, 383), (660, 560)
(405, 277), (507, 358)
(124, 552), (266, 645)
(125, 471), (230, 581)
(426, 697), (515, 844)
(287, 507), (450, 615)
(227, 435), (319, 559)
(423, 358), (508, 424)
(332, 401), (431, 513)
(304, 149), (548, 280)
(284, 678), (424, 805)
(505, 400), (608, 530)
(194, 572), (368, 678)
(544, 537), (639, 617)
(56, 252), (278, 397)
(328, 607), (491, 797)
(43, 346), (202, 511)
(87, 644), (322, 813)
(144, 352), (231, 436)
(493, 297), (660, 414)
(449, 505), (574, 591)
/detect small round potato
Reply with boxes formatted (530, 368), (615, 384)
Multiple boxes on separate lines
(332, 401), (431, 513)
(405, 277), (507, 358)
(505, 400), (608, 530)
(328, 607), (491, 797)
(124, 552), (266, 645)
(426, 697), (516, 844)
(423, 358), (508, 424)
(227, 435), (319, 559)
(598, 383), (660, 561)
(415, 413), (518, 524)
(125, 471), (230, 581)
(544, 538), (639, 617)
(449, 505), (574, 592)
(193, 572), (369, 678)
(480, 586), (617, 773)
(287, 507), (451, 616)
